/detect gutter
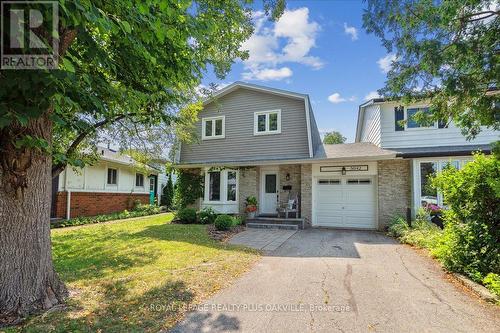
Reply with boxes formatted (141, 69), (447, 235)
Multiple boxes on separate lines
(174, 154), (398, 169)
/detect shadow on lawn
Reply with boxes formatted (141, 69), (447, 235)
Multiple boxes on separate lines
(22, 280), (203, 333)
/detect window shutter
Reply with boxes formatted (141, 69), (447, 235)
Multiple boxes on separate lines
(395, 106), (404, 131)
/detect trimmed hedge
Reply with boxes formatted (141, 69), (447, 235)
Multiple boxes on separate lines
(176, 207), (197, 224)
(214, 214), (234, 231)
(51, 204), (161, 228)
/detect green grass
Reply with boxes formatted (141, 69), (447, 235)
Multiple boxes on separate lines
(9, 214), (259, 332)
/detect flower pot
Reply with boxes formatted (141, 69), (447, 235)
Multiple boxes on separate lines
(247, 211), (256, 219)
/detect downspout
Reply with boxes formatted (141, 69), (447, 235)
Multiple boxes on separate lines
(66, 190), (71, 220)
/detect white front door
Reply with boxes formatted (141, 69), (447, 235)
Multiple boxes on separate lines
(314, 177), (376, 229)
(261, 172), (278, 215)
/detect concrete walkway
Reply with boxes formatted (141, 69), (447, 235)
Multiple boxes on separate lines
(172, 229), (500, 333)
(228, 229), (296, 252)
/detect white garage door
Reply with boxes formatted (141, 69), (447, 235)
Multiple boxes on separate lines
(314, 177), (376, 229)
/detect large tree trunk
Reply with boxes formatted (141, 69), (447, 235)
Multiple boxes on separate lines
(0, 115), (67, 326)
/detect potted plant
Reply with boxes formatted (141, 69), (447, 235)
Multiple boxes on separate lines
(245, 196), (258, 219)
(426, 203), (444, 229)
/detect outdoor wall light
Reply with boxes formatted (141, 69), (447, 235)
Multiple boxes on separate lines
(341, 167), (346, 175)
(286, 173), (290, 181)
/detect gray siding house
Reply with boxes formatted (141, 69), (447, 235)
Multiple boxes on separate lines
(176, 82), (498, 229)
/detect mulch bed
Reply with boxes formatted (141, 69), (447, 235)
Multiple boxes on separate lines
(206, 224), (246, 242)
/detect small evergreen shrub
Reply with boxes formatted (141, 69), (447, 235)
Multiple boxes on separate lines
(198, 207), (217, 224)
(214, 214), (234, 231)
(176, 207), (197, 224)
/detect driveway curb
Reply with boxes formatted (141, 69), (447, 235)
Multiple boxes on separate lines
(450, 273), (499, 304)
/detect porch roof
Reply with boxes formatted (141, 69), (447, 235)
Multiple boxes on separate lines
(175, 143), (397, 168)
(314, 142), (397, 160)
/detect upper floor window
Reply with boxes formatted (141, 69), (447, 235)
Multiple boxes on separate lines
(406, 107), (434, 129)
(254, 110), (281, 135)
(107, 168), (117, 185)
(202, 116), (225, 140)
(395, 106), (445, 131)
(135, 173), (144, 187)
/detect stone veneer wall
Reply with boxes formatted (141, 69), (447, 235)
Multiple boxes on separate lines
(278, 165), (301, 207)
(377, 159), (411, 229)
(238, 167), (258, 214)
(300, 164), (312, 228)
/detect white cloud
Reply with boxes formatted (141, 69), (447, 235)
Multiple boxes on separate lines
(377, 54), (397, 73)
(343, 23), (358, 40)
(242, 67), (293, 81)
(241, 8), (322, 81)
(328, 92), (356, 104)
(364, 91), (381, 100)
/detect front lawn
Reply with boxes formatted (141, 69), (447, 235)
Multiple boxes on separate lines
(9, 214), (259, 332)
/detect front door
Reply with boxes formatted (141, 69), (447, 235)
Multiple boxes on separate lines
(149, 176), (156, 204)
(261, 172), (278, 215)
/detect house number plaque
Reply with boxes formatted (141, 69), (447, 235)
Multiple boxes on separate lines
(320, 165), (368, 172)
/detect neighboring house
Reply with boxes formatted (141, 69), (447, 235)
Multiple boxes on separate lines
(51, 147), (162, 219)
(175, 81), (499, 230)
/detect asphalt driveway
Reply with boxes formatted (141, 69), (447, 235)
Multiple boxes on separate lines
(172, 229), (500, 333)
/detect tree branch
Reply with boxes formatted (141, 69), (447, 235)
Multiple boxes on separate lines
(51, 114), (133, 178)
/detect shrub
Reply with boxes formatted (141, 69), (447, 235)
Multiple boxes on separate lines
(214, 214), (234, 231)
(483, 273), (500, 298)
(233, 215), (245, 226)
(198, 207), (217, 224)
(176, 207), (197, 224)
(50, 205), (162, 229)
(388, 214), (442, 249)
(160, 173), (174, 209)
(432, 153), (500, 279)
(173, 170), (203, 209)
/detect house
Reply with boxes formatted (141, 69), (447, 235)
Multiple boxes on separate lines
(175, 81), (498, 229)
(51, 147), (162, 219)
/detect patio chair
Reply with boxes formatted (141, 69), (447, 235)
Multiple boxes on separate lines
(278, 194), (299, 218)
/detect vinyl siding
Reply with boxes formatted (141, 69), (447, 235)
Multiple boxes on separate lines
(180, 88), (310, 163)
(379, 103), (499, 148)
(359, 104), (381, 146)
(309, 107), (322, 156)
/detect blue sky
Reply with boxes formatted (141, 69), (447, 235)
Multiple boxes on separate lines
(200, 0), (394, 142)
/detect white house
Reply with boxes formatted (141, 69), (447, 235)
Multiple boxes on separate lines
(51, 147), (162, 219)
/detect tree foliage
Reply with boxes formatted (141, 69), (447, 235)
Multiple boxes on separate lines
(323, 131), (346, 144)
(173, 169), (204, 209)
(161, 173), (174, 209)
(0, 0), (284, 188)
(363, 0), (500, 138)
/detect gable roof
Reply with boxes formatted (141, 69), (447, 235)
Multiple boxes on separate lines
(201, 81), (321, 158)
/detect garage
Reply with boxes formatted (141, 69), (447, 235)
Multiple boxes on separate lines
(314, 177), (377, 229)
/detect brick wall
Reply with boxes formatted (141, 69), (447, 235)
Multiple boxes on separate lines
(238, 167), (258, 214)
(377, 159), (411, 229)
(54, 191), (149, 219)
(300, 164), (312, 228)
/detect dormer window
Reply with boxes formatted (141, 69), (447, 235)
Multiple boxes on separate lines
(202, 116), (225, 140)
(254, 110), (281, 135)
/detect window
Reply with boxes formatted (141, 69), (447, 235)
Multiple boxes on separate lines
(318, 179), (341, 185)
(135, 173), (144, 187)
(204, 169), (238, 203)
(419, 162), (437, 206)
(202, 116), (225, 140)
(208, 171), (221, 201)
(107, 168), (117, 185)
(254, 110), (281, 135)
(265, 174), (277, 193)
(227, 171), (237, 201)
(406, 107), (434, 129)
(417, 159), (468, 208)
(347, 179), (371, 185)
